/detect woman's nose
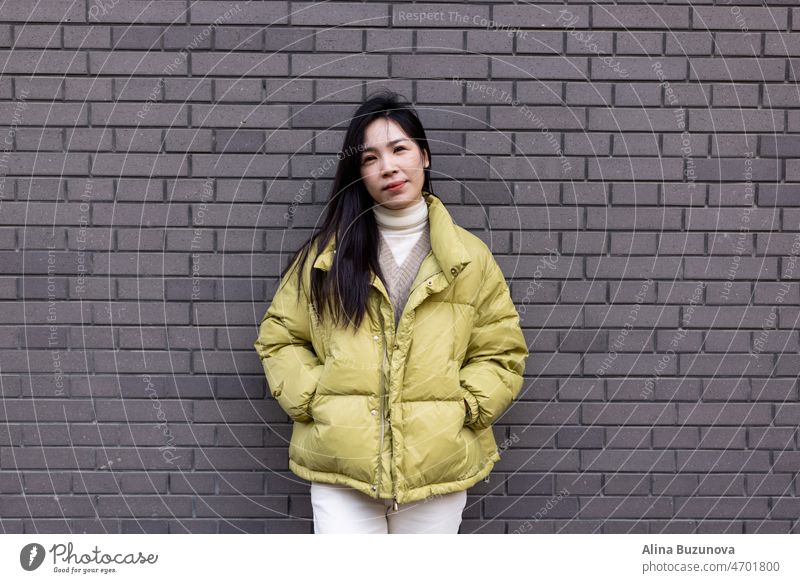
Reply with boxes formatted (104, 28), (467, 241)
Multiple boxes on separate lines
(381, 157), (399, 174)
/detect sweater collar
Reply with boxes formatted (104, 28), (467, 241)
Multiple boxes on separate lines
(312, 190), (472, 283)
(372, 195), (428, 231)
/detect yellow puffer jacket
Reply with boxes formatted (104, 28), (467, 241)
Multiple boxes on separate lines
(254, 191), (528, 505)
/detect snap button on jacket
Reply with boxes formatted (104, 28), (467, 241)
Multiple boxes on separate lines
(254, 192), (529, 504)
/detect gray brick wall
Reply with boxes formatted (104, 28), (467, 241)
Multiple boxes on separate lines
(1, 0), (798, 534)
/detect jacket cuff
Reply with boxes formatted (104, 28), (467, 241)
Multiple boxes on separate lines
(461, 387), (480, 426)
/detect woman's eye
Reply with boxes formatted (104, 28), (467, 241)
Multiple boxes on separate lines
(361, 147), (406, 164)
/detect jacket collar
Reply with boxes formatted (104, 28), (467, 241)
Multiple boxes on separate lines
(312, 190), (472, 283)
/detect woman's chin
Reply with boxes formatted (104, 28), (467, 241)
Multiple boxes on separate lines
(385, 190), (421, 208)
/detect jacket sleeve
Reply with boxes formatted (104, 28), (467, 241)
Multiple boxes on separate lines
(460, 252), (529, 430)
(254, 255), (323, 423)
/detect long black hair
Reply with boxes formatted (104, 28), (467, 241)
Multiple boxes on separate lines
(279, 89), (433, 331)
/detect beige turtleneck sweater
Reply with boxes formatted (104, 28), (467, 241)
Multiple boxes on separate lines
(372, 196), (428, 266)
(372, 195), (432, 328)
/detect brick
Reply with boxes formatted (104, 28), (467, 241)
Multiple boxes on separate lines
(88, 1), (187, 24)
(594, 6), (689, 29)
(693, 7), (788, 30)
(0, 0), (84, 22)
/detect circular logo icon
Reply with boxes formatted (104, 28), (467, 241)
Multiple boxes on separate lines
(20, 543), (46, 571)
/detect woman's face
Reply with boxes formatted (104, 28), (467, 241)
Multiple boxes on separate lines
(359, 117), (429, 210)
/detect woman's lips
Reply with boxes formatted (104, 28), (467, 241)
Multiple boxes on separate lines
(385, 181), (406, 191)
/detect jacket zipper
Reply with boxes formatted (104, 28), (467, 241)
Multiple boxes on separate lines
(377, 310), (398, 511)
(376, 311), (385, 501)
(386, 334), (398, 512)
(377, 267), (445, 513)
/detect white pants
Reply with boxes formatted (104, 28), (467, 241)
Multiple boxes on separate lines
(310, 481), (468, 534)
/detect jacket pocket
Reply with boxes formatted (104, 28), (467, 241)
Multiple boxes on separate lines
(303, 358), (332, 422)
(292, 380), (319, 424)
(284, 359), (327, 423)
(400, 399), (470, 489)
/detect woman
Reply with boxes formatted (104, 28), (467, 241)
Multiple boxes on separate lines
(254, 90), (528, 534)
